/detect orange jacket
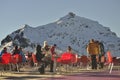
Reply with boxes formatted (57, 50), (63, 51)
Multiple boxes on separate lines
(87, 42), (100, 55)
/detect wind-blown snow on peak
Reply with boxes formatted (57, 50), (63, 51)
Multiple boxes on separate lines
(1, 13), (120, 56)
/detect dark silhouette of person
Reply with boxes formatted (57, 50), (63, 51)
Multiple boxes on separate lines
(36, 44), (43, 62)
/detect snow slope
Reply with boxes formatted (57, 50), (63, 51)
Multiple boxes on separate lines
(1, 12), (120, 56)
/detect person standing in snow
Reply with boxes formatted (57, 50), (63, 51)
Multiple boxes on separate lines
(0, 47), (7, 62)
(87, 39), (100, 69)
(12, 46), (20, 55)
(50, 44), (57, 72)
(36, 44), (43, 62)
(41, 41), (52, 61)
(98, 41), (105, 69)
(0, 47), (7, 56)
(67, 46), (73, 53)
(19, 47), (26, 63)
(38, 41), (52, 74)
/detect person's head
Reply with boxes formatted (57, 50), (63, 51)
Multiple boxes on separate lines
(15, 45), (18, 50)
(95, 40), (99, 44)
(36, 44), (41, 50)
(44, 41), (47, 44)
(54, 44), (57, 47)
(3, 47), (7, 52)
(43, 41), (48, 47)
(67, 46), (72, 51)
(4, 47), (7, 50)
(90, 39), (94, 43)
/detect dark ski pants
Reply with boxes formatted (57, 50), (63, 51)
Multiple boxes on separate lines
(91, 55), (97, 69)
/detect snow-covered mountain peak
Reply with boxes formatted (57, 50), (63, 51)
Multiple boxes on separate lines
(62, 12), (76, 19)
(57, 12), (98, 29)
(21, 24), (33, 30)
(1, 13), (120, 57)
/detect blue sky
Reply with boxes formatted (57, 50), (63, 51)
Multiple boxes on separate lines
(0, 0), (120, 43)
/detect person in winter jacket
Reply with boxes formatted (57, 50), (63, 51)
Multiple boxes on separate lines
(87, 39), (100, 55)
(41, 41), (50, 53)
(87, 39), (100, 69)
(67, 46), (73, 53)
(50, 44), (57, 72)
(0, 47), (7, 62)
(0, 47), (7, 56)
(19, 47), (26, 63)
(50, 44), (57, 55)
(99, 41), (105, 55)
(36, 44), (43, 62)
(39, 41), (52, 73)
(98, 41), (105, 69)
(41, 41), (51, 60)
(12, 46), (20, 55)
